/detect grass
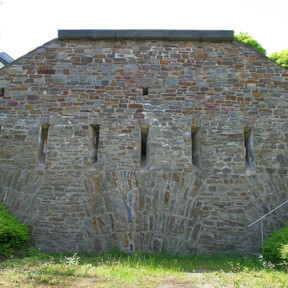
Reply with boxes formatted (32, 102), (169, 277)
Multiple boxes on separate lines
(0, 249), (287, 287)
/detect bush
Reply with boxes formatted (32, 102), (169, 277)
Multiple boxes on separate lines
(262, 224), (288, 265)
(0, 204), (30, 256)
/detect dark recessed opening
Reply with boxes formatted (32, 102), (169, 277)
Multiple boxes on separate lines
(244, 127), (255, 171)
(39, 124), (49, 166)
(143, 88), (148, 95)
(140, 125), (150, 168)
(0, 88), (5, 97)
(191, 126), (201, 168)
(90, 124), (100, 164)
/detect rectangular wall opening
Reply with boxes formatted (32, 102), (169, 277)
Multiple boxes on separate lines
(143, 88), (148, 95)
(39, 124), (49, 167)
(244, 127), (255, 171)
(89, 124), (100, 165)
(191, 126), (201, 168)
(140, 125), (150, 168)
(0, 88), (5, 97)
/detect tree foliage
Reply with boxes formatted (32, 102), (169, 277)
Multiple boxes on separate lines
(269, 49), (288, 69)
(234, 32), (267, 55)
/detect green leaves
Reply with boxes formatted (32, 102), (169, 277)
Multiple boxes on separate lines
(269, 49), (288, 69)
(262, 224), (288, 265)
(234, 32), (267, 55)
(0, 204), (30, 256)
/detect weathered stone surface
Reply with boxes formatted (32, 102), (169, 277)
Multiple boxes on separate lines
(58, 30), (234, 42)
(0, 33), (288, 255)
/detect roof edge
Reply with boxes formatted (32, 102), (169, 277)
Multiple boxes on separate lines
(0, 52), (14, 65)
(234, 40), (288, 71)
(58, 30), (234, 42)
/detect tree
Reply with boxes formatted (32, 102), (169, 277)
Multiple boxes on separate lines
(269, 49), (288, 69)
(234, 32), (266, 55)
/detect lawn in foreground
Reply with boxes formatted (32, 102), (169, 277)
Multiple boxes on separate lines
(0, 250), (287, 287)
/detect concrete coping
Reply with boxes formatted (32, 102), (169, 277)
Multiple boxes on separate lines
(58, 30), (234, 42)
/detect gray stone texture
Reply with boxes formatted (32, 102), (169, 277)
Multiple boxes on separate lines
(0, 34), (287, 255)
(58, 30), (234, 42)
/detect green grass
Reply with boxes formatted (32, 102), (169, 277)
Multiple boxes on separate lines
(0, 249), (287, 287)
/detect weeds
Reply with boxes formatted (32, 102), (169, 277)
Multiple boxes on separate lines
(0, 250), (288, 287)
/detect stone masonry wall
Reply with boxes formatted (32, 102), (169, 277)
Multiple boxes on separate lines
(0, 37), (288, 254)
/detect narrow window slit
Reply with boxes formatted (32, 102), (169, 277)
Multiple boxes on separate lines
(140, 125), (150, 168)
(191, 126), (201, 168)
(143, 88), (148, 96)
(90, 124), (100, 165)
(244, 127), (255, 171)
(39, 124), (49, 166)
(0, 88), (5, 97)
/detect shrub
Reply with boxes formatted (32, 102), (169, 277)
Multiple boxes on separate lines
(262, 224), (288, 265)
(0, 204), (30, 256)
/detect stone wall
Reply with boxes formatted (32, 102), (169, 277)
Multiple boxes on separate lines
(0, 31), (288, 254)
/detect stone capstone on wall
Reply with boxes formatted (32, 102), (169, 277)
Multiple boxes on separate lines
(0, 30), (287, 254)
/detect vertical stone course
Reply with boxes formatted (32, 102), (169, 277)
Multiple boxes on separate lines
(0, 37), (288, 254)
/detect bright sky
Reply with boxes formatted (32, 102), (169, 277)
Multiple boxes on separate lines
(0, 0), (287, 60)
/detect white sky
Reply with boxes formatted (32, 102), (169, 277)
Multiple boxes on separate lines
(0, 0), (287, 60)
